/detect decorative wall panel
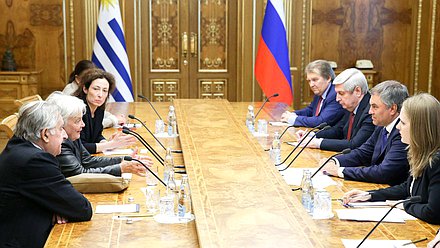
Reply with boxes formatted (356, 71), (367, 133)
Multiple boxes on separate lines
(151, 79), (179, 102)
(199, 79), (226, 99)
(150, 0), (180, 71)
(199, 0), (227, 71)
(30, 4), (63, 26)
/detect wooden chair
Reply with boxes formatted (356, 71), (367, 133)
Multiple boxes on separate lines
(14, 94), (43, 107)
(0, 113), (18, 139)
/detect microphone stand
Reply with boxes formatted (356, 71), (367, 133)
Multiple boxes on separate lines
(276, 123), (328, 166)
(310, 148), (351, 178)
(128, 114), (182, 153)
(138, 94), (163, 120)
(278, 126), (331, 171)
(122, 128), (164, 165)
(124, 156), (167, 187)
(356, 196), (422, 248)
(254, 93), (279, 119)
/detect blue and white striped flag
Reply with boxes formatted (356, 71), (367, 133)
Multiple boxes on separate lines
(92, 0), (134, 102)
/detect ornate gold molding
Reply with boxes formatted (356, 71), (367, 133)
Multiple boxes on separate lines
(300, 0), (310, 106)
(414, 0), (423, 93)
(428, 0), (437, 93)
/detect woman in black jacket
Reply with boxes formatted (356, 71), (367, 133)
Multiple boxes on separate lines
(47, 92), (151, 177)
(73, 68), (135, 154)
(343, 93), (440, 224)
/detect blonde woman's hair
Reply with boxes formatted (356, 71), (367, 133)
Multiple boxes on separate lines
(404, 93), (440, 177)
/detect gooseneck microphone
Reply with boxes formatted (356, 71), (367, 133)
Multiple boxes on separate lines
(138, 94), (163, 120)
(128, 114), (182, 153)
(278, 124), (299, 140)
(278, 125), (331, 171)
(124, 156), (167, 187)
(122, 127), (164, 165)
(276, 122), (328, 166)
(311, 148), (351, 178)
(356, 196), (422, 248)
(254, 93), (279, 119)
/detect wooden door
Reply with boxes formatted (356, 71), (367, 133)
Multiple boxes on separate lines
(141, 0), (237, 102)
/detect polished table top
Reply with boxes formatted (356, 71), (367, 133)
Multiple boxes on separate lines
(45, 100), (438, 248)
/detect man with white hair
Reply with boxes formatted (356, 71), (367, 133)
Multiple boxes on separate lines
(0, 101), (92, 247)
(297, 68), (375, 151)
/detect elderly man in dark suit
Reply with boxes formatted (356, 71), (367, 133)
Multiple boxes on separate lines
(280, 60), (345, 127)
(0, 101), (92, 248)
(297, 68), (375, 152)
(322, 80), (410, 185)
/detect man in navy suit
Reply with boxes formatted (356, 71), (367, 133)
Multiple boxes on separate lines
(280, 60), (345, 127)
(297, 68), (375, 152)
(322, 80), (409, 185)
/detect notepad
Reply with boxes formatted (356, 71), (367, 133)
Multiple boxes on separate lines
(336, 208), (417, 223)
(95, 204), (140, 214)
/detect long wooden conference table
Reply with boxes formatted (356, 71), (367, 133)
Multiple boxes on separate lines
(45, 99), (438, 247)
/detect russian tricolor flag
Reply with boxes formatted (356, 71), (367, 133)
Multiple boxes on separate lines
(255, 0), (293, 105)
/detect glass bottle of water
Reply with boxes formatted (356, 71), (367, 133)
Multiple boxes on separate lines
(167, 105), (177, 136)
(165, 170), (178, 215)
(178, 174), (192, 218)
(245, 105), (255, 132)
(301, 169), (314, 214)
(270, 131), (281, 164)
(163, 147), (174, 183)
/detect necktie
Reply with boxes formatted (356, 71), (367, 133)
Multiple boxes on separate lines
(380, 127), (388, 152)
(346, 112), (355, 140)
(315, 97), (323, 116)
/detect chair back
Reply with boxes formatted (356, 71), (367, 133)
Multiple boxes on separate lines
(14, 94), (43, 107)
(0, 113), (18, 139)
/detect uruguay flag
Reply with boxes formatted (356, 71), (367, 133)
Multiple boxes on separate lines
(255, 0), (293, 105)
(92, 0), (134, 102)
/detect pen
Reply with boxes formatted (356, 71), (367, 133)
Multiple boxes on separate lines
(402, 237), (427, 246)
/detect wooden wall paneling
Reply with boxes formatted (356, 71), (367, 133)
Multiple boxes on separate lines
(0, 0), (65, 97)
(412, 0), (438, 96)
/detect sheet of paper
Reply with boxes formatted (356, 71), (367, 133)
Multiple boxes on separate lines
(269, 121), (290, 127)
(348, 201), (390, 208)
(252, 132), (269, 137)
(95, 204), (139, 214)
(279, 168), (336, 188)
(336, 208), (416, 223)
(155, 132), (179, 138)
(341, 239), (416, 248)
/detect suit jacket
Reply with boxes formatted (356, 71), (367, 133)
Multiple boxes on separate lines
(80, 99), (106, 154)
(56, 139), (122, 178)
(0, 136), (92, 248)
(317, 93), (375, 152)
(369, 152), (440, 224)
(294, 83), (345, 127)
(336, 120), (409, 185)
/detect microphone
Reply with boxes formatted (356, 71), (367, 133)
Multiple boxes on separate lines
(122, 127), (164, 165)
(254, 93), (279, 119)
(128, 114), (182, 153)
(311, 148), (351, 178)
(124, 156), (167, 187)
(138, 94), (163, 120)
(276, 122), (328, 166)
(356, 196), (422, 248)
(278, 125), (331, 171)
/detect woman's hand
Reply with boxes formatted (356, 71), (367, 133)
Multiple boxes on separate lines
(343, 189), (371, 204)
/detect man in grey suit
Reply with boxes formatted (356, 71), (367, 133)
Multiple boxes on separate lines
(297, 68), (375, 152)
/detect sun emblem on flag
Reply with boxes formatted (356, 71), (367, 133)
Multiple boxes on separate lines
(101, 0), (116, 10)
